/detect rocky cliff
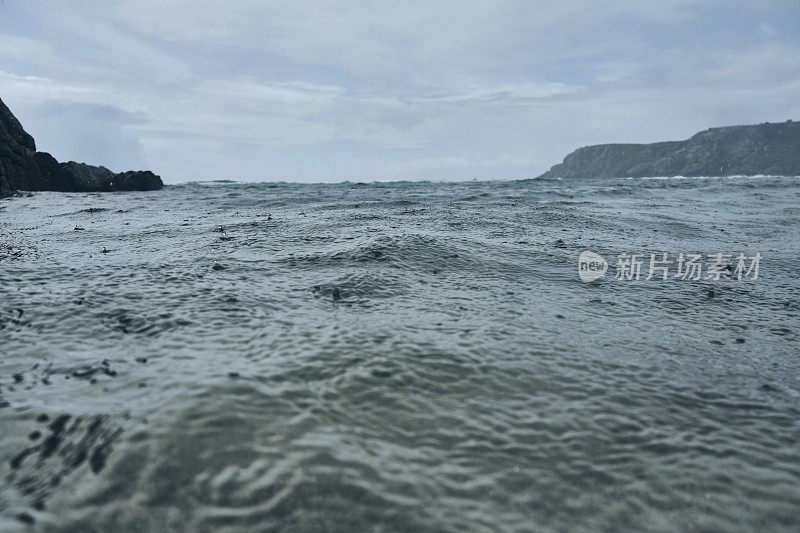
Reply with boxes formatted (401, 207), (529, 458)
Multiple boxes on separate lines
(537, 121), (800, 179)
(0, 97), (163, 197)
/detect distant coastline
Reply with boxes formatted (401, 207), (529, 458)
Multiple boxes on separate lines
(6, 93), (800, 197)
(537, 121), (800, 180)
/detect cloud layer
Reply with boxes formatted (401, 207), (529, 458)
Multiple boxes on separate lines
(1, 1), (798, 182)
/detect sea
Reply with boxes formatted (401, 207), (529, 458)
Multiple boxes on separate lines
(1, 176), (799, 531)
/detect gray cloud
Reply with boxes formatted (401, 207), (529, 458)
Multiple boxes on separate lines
(0, 0), (798, 182)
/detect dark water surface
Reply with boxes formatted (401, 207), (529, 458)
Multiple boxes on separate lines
(1, 177), (799, 531)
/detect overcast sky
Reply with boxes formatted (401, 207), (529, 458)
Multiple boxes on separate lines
(1, 1), (798, 183)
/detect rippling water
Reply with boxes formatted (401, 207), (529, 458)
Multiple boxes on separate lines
(1, 176), (799, 531)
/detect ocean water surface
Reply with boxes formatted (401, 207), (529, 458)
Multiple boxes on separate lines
(1, 176), (799, 531)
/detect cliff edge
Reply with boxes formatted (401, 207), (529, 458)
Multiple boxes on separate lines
(0, 97), (163, 197)
(537, 121), (800, 179)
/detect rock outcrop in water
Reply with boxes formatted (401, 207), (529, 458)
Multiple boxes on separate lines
(0, 97), (162, 197)
(538, 121), (800, 179)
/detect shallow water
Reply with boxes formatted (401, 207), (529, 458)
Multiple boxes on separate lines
(1, 176), (799, 531)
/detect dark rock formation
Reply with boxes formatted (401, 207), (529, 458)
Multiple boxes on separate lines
(59, 162), (164, 192)
(0, 97), (163, 197)
(0, 98), (40, 196)
(538, 121), (800, 179)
